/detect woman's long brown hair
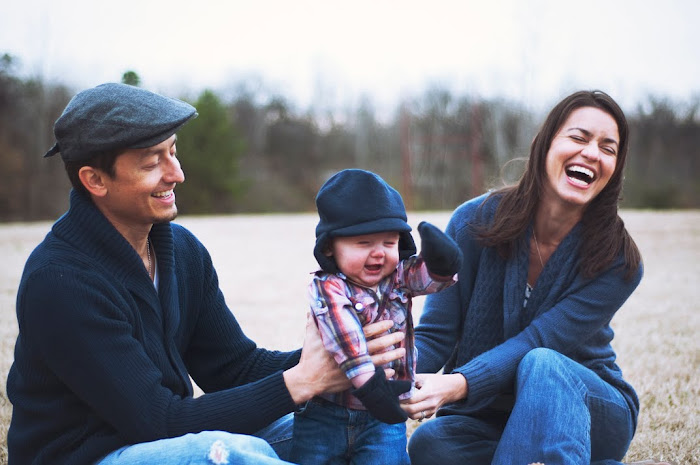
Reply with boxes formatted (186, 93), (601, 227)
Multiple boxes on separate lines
(477, 90), (641, 280)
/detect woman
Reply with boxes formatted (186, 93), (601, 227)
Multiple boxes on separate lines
(403, 91), (661, 464)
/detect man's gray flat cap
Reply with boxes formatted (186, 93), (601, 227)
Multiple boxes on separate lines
(44, 83), (197, 162)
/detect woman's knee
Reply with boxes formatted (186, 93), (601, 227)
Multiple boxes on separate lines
(517, 347), (566, 380)
(515, 348), (588, 404)
(520, 347), (560, 368)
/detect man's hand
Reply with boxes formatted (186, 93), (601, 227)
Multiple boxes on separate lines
(283, 316), (405, 405)
(364, 319), (405, 370)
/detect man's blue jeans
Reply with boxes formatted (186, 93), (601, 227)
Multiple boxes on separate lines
(408, 348), (635, 465)
(291, 397), (410, 465)
(96, 415), (296, 464)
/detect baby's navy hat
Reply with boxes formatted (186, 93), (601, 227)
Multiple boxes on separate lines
(314, 169), (417, 273)
(44, 83), (197, 162)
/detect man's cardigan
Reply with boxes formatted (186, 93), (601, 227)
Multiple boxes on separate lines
(415, 193), (642, 423)
(7, 190), (301, 464)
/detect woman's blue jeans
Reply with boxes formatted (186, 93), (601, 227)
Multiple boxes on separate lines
(96, 414), (296, 464)
(408, 348), (635, 465)
(291, 397), (410, 465)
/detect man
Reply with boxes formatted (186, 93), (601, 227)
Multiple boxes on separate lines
(6, 83), (404, 464)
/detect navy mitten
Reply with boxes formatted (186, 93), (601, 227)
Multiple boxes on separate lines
(352, 366), (411, 424)
(418, 221), (463, 277)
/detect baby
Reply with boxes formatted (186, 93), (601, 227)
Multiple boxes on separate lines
(291, 169), (462, 465)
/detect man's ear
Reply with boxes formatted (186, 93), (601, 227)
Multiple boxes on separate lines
(78, 166), (108, 197)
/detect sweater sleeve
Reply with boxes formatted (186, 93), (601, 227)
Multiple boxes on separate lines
(415, 196), (486, 373)
(180, 230), (301, 392)
(453, 259), (643, 411)
(19, 265), (298, 444)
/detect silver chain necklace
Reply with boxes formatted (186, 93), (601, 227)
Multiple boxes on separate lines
(532, 230), (544, 268)
(146, 239), (153, 279)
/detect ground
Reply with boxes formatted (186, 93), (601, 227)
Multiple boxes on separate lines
(0, 210), (697, 464)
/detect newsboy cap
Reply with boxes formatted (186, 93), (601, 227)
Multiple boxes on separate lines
(44, 83), (197, 162)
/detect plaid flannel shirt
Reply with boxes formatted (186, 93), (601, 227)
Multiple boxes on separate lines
(308, 254), (457, 410)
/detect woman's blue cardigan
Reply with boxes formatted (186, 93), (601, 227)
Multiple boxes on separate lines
(415, 193), (642, 423)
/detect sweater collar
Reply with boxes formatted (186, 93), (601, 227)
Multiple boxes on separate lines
(503, 222), (582, 339)
(52, 189), (174, 298)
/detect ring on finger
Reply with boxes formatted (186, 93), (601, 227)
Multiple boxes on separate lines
(418, 410), (426, 422)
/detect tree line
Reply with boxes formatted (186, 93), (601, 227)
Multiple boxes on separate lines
(1, 56), (698, 222)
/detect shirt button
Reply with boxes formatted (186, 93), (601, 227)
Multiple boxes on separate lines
(354, 302), (364, 311)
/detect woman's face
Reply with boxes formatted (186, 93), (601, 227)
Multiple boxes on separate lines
(542, 106), (619, 211)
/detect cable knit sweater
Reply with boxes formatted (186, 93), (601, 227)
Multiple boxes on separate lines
(7, 190), (301, 465)
(415, 193), (642, 424)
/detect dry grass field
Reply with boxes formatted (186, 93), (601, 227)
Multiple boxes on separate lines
(0, 210), (698, 464)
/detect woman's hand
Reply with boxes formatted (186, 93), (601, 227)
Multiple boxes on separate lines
(283, 315), (405, 405)
(401, 373), (468, 421)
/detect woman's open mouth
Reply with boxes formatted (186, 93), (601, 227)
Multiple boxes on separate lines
(565, 165), (595, 187)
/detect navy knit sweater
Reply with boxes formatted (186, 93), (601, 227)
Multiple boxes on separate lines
(415, 193), (642, 422)
(7, 190), (301, 464)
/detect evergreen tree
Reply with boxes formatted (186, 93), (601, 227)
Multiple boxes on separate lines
(121, 71), (141, 87)
(175, 89), (246, 213)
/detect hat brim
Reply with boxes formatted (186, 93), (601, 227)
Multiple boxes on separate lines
(313, 221), (417, 273)
(330, 217), (411, 238)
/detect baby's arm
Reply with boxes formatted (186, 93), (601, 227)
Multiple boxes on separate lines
(308, 275), (410, 423)
(351, 371), (374, 389)
(397, 222), (462, 296)
(308, 276), (376, 381)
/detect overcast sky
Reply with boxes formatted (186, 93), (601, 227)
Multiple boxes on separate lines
(3, 0), (699, 113)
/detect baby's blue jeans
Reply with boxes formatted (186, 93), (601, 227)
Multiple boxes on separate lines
(291, 397), (410, 465)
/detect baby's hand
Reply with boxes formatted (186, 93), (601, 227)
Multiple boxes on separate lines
(352, 366), (411, 424)
(418, 222), (463, 277)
